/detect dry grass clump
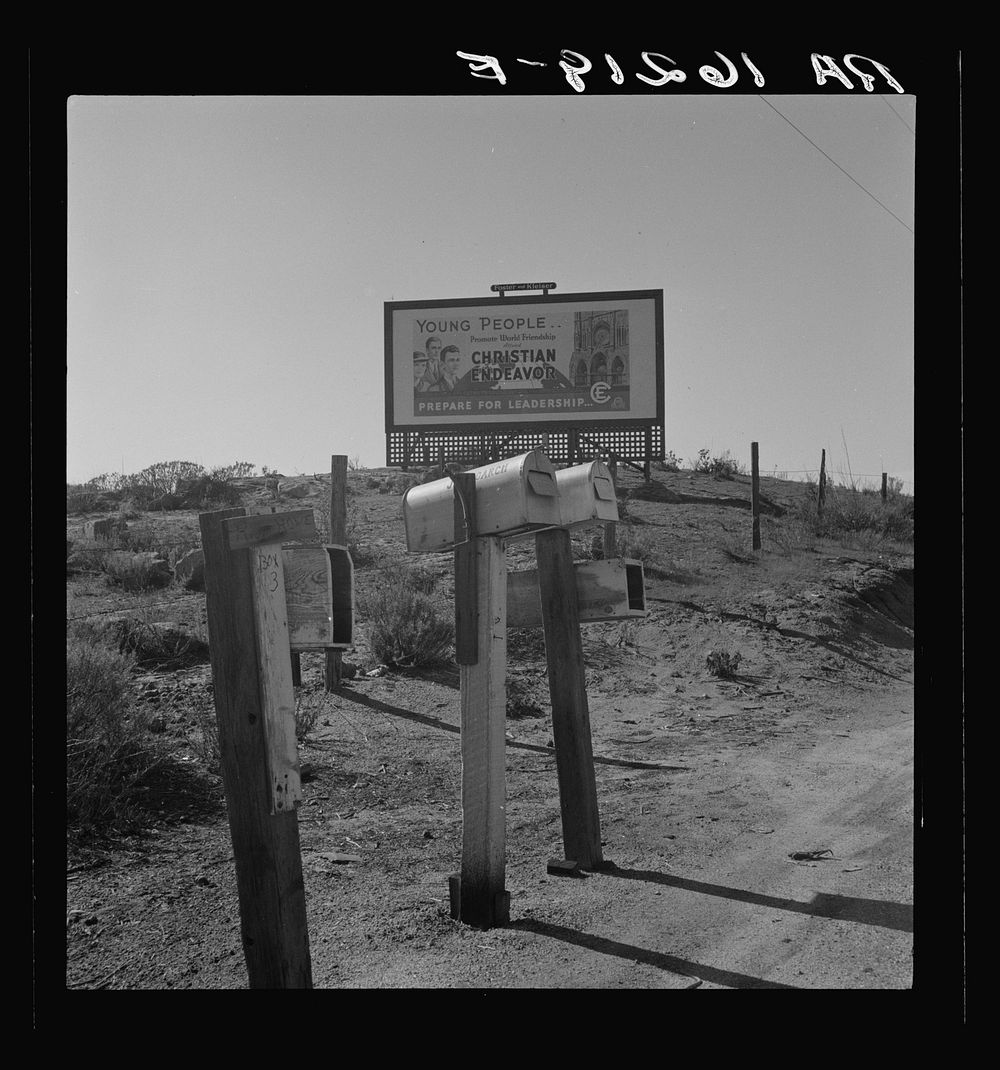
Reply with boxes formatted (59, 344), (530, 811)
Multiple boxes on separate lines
(293, 689), (325, 742)
(614, 525), (661, 565)
(183, 690), (222, 773)
(793, 482), (914, 546)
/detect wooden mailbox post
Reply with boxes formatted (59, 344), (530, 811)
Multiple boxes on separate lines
(535, 527), (605, 872)
(403, 452), (642, 927)
(287, 454), (351, 690)
(449, 472), (511, 928)
(199, 506), (315, 988)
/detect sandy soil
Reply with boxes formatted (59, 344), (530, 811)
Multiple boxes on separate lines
(63, 466), (916, 990)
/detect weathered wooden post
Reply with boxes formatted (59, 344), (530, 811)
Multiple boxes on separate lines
(818, 448), (827, 515)
(199, 507), (314, 989)
(602, 457), (618, 560)
(751, 441), (761, 551)
(325, 455), (348, 690)
(535, 527), (606, 873)
(449, 472), (511, 928)
(882, 472), (888, 503)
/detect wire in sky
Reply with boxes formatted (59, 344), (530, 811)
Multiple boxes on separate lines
(758, 95), (914, 235)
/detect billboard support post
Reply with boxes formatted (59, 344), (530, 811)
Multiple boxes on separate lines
(325, 455), (348, 690)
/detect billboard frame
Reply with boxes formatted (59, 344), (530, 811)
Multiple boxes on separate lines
(384, 288), (664, 466)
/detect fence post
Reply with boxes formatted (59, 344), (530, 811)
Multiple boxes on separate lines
(535, 527), (605, 872)
(449, 472), (510, 928)
(882, 472), (888, 503)
(199, 507), (313, 988)
(818, 449), (827, 515)
(325, 455), (348, 690)
(751, 442), (761, 551)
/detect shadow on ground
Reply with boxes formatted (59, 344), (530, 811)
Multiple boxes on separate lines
(608, 866), (913, 932)
(510, 918), (798, 989)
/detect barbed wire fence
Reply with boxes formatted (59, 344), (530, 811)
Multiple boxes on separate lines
(762, 468), (914, 489)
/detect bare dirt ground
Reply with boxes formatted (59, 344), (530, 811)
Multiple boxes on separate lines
(62, 466), (917, 990)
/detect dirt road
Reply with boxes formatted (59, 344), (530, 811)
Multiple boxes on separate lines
(64, 467), (917, 990)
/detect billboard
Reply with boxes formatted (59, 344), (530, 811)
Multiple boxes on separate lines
(385, 289), (663, 434)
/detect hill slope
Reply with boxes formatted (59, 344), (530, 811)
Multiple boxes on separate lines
(65, 465), (913, 989)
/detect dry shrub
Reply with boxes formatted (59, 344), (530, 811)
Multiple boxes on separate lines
(706, 649), (743, 678)
(362, 562), (454, 668)
(102, 552), (173, 591)
(112, 618), (210, 670)
(66, 635), (165, 832)
(506, 675), (546, 719)
(66, 487), (108, 514)
(693, 448), (744, 480)
(76, 616), (210, 671)
(175, 474), (244, 508)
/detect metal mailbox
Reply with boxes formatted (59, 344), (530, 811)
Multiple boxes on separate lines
(507, 558), (647, 629)
(555, 460), (619, 527)
(282, 544), (354, 650)
(402, 450), (562, 552)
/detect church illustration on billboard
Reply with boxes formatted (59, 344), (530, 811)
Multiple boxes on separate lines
(569, 310), (630, 390)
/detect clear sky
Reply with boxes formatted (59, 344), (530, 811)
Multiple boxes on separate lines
(66, 92), (915, 489)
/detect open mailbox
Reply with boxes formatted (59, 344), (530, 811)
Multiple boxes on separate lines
(282, 544), (354, 650)
(402, 450), (562, 552)
(555, 459), (619, 527)
(507, 557), (647, 629)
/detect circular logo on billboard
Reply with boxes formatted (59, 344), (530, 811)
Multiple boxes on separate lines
(590, 381), (611, 404)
